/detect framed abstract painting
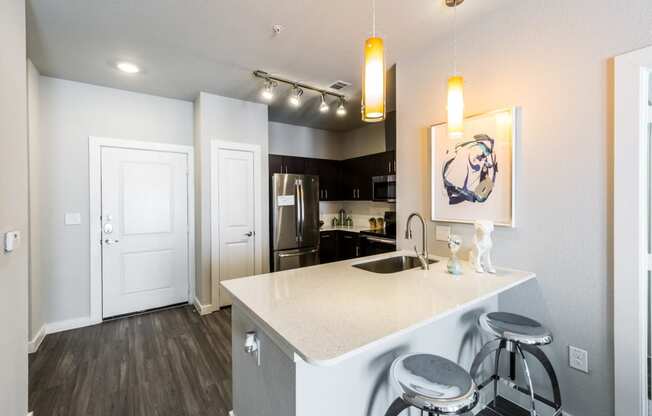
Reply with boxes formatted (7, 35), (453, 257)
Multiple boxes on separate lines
(430, 107), (519, 227)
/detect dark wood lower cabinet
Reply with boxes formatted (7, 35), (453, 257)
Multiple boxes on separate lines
(319, 231), (337, 264)
(337, 232), (360, 260)
(319, 230), (362, 263)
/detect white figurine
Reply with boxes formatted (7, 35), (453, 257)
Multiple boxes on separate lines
(470, 220), (496, 274)
(447, 234), (463, 275)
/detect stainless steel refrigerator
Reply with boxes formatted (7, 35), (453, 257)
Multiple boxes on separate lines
(272, 173), (320, 271)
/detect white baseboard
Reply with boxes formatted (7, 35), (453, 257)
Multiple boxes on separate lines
(193, 297), (217, 316)
(28, 316), (99, 354)
(28, 325), (46, 354)
(46, 316), (98, 334)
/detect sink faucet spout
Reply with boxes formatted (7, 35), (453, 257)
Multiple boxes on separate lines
(405, 212), (429, 270)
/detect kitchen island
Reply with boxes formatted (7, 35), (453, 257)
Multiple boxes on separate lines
(221, 250), (535, 416)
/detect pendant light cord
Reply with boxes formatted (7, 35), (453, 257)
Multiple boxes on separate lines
(372, 0), (376, 37)
(453, 2), (457, 75)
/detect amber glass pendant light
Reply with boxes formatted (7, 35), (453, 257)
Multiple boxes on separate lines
(362, 0), (386, 123)
(447, 0), (464, 138)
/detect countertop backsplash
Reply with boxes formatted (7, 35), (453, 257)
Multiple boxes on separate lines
(319, 200), (394, 228)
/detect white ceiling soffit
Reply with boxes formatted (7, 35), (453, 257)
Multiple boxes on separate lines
(26, 0), (511, 131)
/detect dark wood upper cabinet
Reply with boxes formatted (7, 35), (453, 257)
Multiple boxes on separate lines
(283, 156), (306, 174)
(269, 154), (284, 175)
(305, 158), (338, 201)
(269, 151), (396, 201)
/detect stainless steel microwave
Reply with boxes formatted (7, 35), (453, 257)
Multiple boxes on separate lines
(372, 175), (396, 202)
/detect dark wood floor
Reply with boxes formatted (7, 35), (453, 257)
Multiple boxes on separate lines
(29, 306), (232, 416)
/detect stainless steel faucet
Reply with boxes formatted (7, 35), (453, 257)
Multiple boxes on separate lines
(405, 212), (429, 270)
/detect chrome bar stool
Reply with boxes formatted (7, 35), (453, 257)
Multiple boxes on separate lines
(384, 353), (479, 416)
(470, 312), (562, 416)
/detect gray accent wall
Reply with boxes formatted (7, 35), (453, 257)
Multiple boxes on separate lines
(194, 92), (270, 306)
(0, 0), (29, 414)
(395, 1), (652, 415)
(32, 76), (193, 330)
(268, 121), (386, 161)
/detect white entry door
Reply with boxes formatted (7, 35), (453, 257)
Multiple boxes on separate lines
(217, 148), (256, 306)
(101, 147), (189, 318)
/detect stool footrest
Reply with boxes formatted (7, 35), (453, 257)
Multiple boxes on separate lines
(477, 396), (530, 416)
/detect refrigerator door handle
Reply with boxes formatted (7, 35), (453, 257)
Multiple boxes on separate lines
(278, 248), (319, 258)
(298, 183), (305, 241)
(295, 182), (301, 241)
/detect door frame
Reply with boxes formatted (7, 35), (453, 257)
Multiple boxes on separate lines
(88, 136), (195, 323)
(210, 140), (263, 309)
(613, 45), (652, 416)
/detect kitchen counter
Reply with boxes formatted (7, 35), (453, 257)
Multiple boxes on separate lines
(221, 250), (535, 366)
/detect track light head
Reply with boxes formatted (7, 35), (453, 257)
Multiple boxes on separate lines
(261, 79), (276, 101)
(336, 99), (347, 116)
(289, 86), (303, 107)
(319, 94), (330, 113)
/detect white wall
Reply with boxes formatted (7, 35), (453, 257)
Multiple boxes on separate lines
(194, 92), (269, 305)
(0, 0), (29, 414)
(269, 121), (386, 160)
(339, 122), (386, 159)
(35, 77), (193, 327)
(395, 1), (652, 414)
(269, 122), (341, 160)
(28, 60), (43, 341)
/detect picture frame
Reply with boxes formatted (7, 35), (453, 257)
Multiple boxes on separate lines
(430, 107), (519, 227)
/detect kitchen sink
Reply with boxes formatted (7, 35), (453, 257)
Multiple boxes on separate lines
(353, 255), (438, 274)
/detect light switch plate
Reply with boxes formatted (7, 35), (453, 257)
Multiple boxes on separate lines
(65, 212), (82, 225)
(4, 231), (21, 253)
(435, 225), (451, 242)
(569, 345), (589, 373)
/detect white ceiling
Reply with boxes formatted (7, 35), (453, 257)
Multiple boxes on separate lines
(27, 0), (512, 131)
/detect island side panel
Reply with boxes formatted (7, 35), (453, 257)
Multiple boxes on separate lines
(294, 296), (499, 416)
(232, 305), (296, 416)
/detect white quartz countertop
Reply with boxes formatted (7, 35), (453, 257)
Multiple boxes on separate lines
(221, 250), (535, 366)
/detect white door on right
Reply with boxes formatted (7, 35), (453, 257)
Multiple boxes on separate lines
(216, 148), (256, 307)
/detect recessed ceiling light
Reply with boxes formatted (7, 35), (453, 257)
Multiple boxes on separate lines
(116, 61), (140, 74)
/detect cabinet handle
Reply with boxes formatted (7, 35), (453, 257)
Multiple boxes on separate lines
(388, 162), (391, 173)
(325, 189), (328, 199)
(355, 246), (360, 256)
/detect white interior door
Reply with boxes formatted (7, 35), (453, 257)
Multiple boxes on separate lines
(101, 147), (189, 318)
(217, 148), (256, 307)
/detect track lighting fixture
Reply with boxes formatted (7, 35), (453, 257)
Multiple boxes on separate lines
(336, 99), (347, 117)
(253, 70), (347, 118)
(288, 86), (303, 107)
(319, 94), (330, 113)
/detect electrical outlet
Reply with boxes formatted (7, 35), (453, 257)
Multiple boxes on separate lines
(435, 225), (451, 242)
(569, 345), (589, 373)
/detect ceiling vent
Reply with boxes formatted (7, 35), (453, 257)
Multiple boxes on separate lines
(328, 80), (351, 90)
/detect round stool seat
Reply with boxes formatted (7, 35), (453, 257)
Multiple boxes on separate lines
(479, 312), (552, 345)
(391, 353), (478, 414)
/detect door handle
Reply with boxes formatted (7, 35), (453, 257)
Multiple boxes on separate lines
(104, 238), (119, 245)
(244, 231), (253, 237)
